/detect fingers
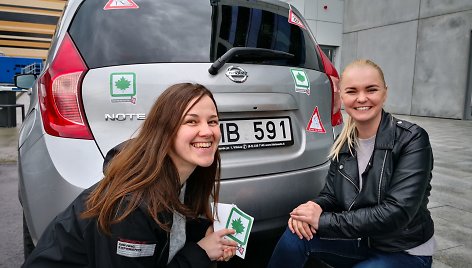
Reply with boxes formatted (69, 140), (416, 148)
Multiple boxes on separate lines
(214, 228), (236, 237)
(288, 201), (321, 240)
(221, 237), (238, 247)
(198, 228), (238, 261)
(295, 218), (312, 240)
(288, 217), (294, 233)
(311, 225), (316, 233)
(215, 229), (238, 261)
(223, 246), (236, 261)
(290, 217), (316, 240)
(216, 244), (237, 262)
(301, 221), (313, 240)
(216, 228), (238, 247)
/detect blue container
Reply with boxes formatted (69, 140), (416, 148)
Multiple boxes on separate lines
(0, 56), (43, 84)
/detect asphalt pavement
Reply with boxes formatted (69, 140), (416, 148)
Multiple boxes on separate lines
(0, 92), (471, 267)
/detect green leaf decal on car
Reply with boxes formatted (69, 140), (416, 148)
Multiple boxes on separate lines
(115, 76), (131, 91)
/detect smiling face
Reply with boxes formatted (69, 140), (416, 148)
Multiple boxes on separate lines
(340, 64), (387, 131)
(168, 95), (221, 182)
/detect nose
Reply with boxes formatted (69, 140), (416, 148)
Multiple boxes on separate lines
(357, 92), (367, 103)
(199, 123), (213, 137)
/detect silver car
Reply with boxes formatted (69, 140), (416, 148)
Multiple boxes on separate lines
(15, 0), (342, 257)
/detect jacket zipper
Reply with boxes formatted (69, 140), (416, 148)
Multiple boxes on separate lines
(339, 170), (360, 192)
(378, 151), (388, 205)
(339, 170), (360, 211)
(320, 237), (363, 247)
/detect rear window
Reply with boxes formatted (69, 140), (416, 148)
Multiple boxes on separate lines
(69, 0), (321, 70)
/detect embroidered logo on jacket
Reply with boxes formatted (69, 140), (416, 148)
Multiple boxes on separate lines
(116, 239), (156, 257)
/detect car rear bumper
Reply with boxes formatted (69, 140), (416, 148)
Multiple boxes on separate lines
(19, 131), (329, 243)
(219, 161), (329, 233)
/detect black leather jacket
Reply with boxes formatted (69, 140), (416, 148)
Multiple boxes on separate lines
(314, 111), (434, 252)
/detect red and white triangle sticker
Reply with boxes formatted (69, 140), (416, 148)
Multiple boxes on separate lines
(288, 6), (306, 29)
(306, 106), (326, 133)
(104, 0), (139, 10)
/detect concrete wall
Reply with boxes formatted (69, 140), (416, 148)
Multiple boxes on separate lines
(284, 0), (344, 69)
(341, 0), (472, 119)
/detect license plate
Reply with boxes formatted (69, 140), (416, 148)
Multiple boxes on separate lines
(219, 117), (293, 151)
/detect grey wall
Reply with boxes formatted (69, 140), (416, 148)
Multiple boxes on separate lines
(341, 0), (472, 119)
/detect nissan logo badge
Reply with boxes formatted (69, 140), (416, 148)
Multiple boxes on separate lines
(225, 66), (248, 83)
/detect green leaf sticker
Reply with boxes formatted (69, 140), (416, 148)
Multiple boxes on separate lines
(231, 218), (245, 234)
(115, 76), (131, 91)
(290, 68), (310, 95)
(296, 72), (305, 83)
(110, 72), (136, 98)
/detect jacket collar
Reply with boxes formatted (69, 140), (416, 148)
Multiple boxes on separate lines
(340, 110), (395, 154)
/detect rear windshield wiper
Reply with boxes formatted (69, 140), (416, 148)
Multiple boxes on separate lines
(208, 47), (294, 75)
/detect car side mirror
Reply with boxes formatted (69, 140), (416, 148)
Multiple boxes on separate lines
(14, 74), (37, 89)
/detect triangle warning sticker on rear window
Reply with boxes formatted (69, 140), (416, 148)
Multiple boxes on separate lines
(288, 6), (306, 29)
(104, 0), (139, 10)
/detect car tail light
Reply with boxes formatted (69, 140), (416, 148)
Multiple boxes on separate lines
(316, 46), (343, 127)
(38, 33), (92, 139)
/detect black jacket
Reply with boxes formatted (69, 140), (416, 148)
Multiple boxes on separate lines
(23, 143), (213, 268)
(314, 111), (434, 252)
(23, 188), (212, 268)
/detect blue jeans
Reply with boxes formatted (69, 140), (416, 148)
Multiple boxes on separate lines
(267, 228), (432, 268)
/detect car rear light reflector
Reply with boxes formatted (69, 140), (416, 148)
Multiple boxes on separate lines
(38, 33), (92, 139)
(316, 45), (343, 127)
(52, 72), (84, 123)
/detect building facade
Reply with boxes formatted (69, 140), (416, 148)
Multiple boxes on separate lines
(2, 0), (471, 119)
(340, 0), (472, 120)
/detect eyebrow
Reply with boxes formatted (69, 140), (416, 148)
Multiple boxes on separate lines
(344, 84), (381, 90)
(185, 114), (218, 118)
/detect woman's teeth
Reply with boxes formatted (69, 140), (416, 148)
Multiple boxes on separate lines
(193, 142), (211, 148)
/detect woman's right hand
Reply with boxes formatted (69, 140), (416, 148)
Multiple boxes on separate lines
(288, 217), (315, 240)
(197, 228), (238, 261)
(288, 201), (322, 240)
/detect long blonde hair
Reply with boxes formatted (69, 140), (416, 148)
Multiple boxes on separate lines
(328, 59), (386, 160)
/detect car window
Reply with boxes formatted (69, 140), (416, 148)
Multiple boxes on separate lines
(214, 4), (320, 70)
(69, 0), (320, 70)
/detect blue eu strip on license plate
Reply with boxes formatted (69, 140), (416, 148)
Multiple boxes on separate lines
(218, 117), (294, 151)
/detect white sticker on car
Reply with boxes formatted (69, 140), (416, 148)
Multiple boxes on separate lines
(306, 106), (326, 133)
(288, 6), (306, 29)
(290, 68), (310, 95)
(110, 72), (137, 104)
(104, 0), (139, 10)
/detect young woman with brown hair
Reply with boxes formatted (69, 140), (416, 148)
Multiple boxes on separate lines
(23, 83), (237, 267)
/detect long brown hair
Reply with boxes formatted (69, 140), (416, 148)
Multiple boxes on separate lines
(82, 83), (221, 234)
(329, 59), (386, 160)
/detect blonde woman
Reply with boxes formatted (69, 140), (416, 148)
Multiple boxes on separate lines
(24, 83), (237, 267)
(268, 60), (435, 268)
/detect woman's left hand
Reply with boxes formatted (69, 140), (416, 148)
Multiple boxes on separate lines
(216, 246), (237, 262)
(289, 201), (323, 231)
(198, 226), (237, 261)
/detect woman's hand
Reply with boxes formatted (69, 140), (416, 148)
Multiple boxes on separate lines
(288, 217), (315, 240)
(197, 227), (237, 261)
(288, 201), (323, 240)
